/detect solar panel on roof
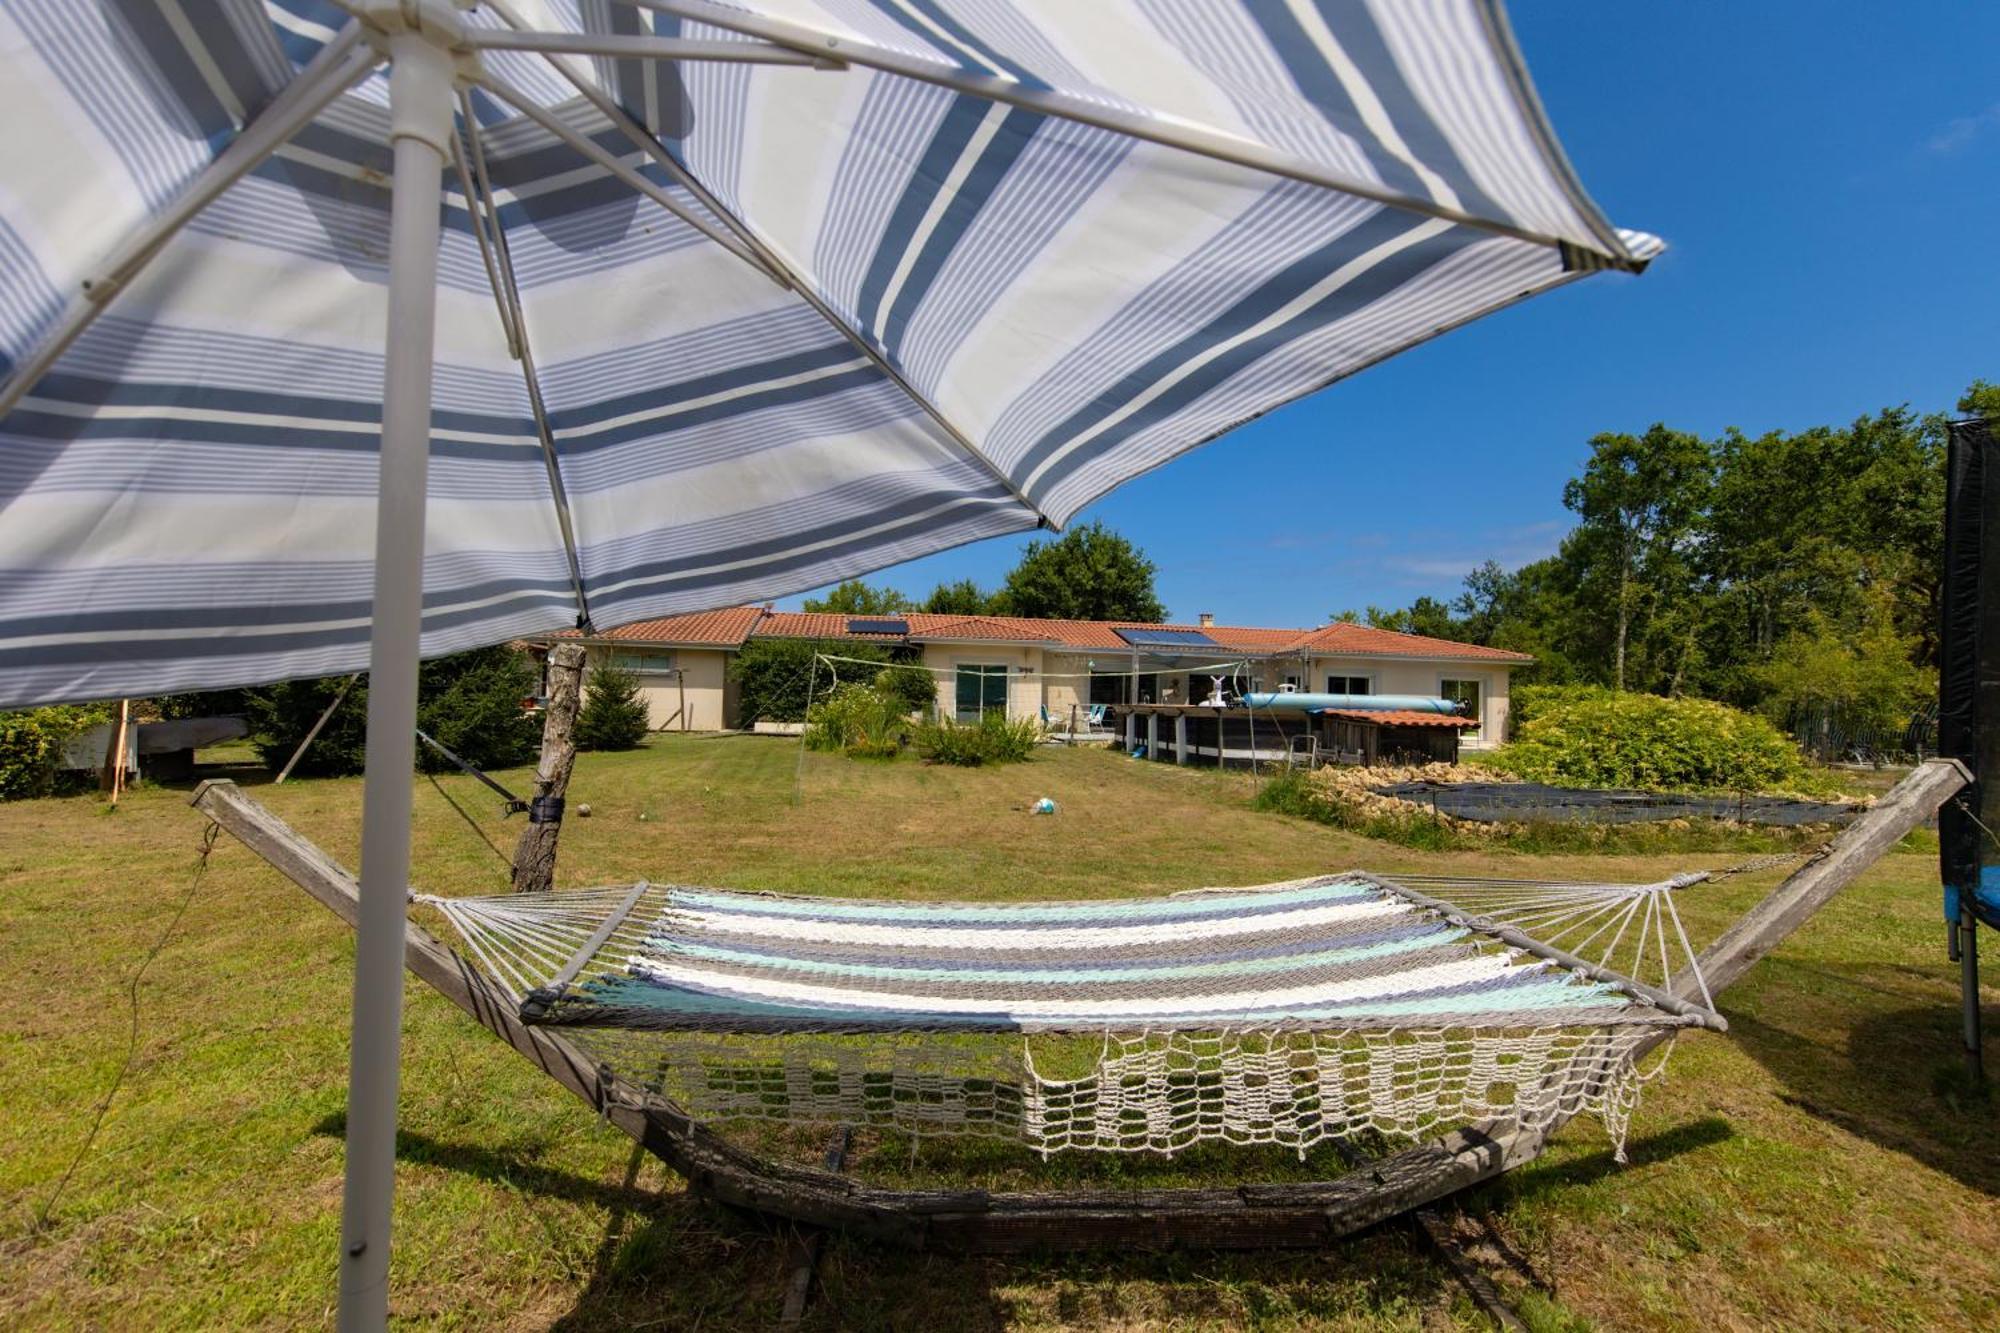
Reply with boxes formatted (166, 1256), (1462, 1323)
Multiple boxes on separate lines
(846, 617), (910, 635)
(1114, 627), (1219, 647)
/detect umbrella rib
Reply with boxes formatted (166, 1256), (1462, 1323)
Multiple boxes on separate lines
(447, 132), (522, 359)
(461, 32), (838, 67)
(0, 27), (379, 421)
(477, 1), (1055, 530)
(474, 73), (784, 286)
(455, 99), (595, 633)
(622, 0), (1642, 270)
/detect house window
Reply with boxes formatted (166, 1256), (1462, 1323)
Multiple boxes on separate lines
(1325, 674), (1371, 696)
(610, 649), (676, 675)
(955, 664), (1009, 722)
(1440, 678), (1483, 736)
(1088, 671), (1124, 707)
(1281, 674), (1302, 692)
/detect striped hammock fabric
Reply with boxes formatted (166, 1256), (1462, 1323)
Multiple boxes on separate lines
(418, 872), (1720, 1158)
(422, 873), (1721, 1034)
(0, 1), (1658, 708)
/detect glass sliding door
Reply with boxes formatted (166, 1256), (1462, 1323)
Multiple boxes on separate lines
(1440, 677), (1483, 737)
(955, 664), (1009, 722)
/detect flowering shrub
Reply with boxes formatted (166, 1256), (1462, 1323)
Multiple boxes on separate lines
(1490, 686), (1820, 793)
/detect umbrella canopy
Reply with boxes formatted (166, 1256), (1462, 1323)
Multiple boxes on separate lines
(0, 0), (1657, 709)
(0, 3), (1657, 1326)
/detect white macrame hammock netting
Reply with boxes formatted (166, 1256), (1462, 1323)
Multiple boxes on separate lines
(417, 871), (1725, 1162)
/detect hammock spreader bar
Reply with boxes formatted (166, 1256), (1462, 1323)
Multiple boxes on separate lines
(521, 879), (651, 1022)
(1352, 873), (1722, 1030)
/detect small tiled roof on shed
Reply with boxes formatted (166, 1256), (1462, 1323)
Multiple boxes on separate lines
(1314, 708), (1479, 728)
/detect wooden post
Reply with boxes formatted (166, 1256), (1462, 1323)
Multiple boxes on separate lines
(1672, 758), (1972, 1002)
(101, 698), (131, 802)
(1146, 711), (1159, 761)
(676, 667), (688, 733)
(1175, 713), (1188, 765)
(511, 642), (586, 894)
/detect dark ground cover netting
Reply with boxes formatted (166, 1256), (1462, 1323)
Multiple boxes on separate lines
(1372, 781), (1862, 827)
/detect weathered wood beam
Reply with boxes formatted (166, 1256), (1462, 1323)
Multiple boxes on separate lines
(1677, 757), (1969, 1003)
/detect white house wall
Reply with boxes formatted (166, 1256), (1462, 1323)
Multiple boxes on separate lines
(1307, 656), (1511, 747)
(576, 642), (1512, 741)
(918, 643), (1046, 722)
(589, 645), (734, 732)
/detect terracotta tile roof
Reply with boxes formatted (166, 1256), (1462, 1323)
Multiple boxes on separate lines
(753, 611), (911, 642)
(553, 606), (1533, 664)
(907, 614), (1064, 642)
(1315, 708), (1479, 728)
(1288, 622), (1533, 662)
(564, 606), (763, 647)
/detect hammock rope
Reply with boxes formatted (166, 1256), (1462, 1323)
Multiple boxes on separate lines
(414, 871), (1723, 1161)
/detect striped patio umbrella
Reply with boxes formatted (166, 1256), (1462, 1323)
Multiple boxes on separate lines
(0, 2), (1657, 1325)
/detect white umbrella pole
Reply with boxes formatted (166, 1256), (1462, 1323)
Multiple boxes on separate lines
(341, 29), (454, 1333)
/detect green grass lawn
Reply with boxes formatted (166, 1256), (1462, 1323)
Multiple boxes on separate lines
(2, 736), (1995, 1330)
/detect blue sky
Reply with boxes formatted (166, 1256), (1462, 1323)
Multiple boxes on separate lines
(785, 3), (2000, 628)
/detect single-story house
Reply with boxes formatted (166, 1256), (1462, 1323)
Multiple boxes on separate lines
(546, 609), (1530, 750)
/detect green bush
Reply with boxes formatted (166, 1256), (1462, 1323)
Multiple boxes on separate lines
(415, 646), (540, 774)
(575, 664), (652, 751)
(1487, 685), (1820, 793)
(245, 647), (538, 779)
(246, 676), (369, 777)
(804, 683), (909, 757)
(913, 711), (1040, 766)
(873, 663), (938, 717)
(150, 689), (252, 720)
(0, 704), (110, 800)
(730, 639), (887, 724)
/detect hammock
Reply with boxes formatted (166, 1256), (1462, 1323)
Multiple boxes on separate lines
(418, 871), (1721, 1160)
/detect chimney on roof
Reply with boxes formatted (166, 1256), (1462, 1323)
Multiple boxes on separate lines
(1198, 612), (1214, 628)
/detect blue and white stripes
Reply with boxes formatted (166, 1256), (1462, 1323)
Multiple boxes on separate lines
(514, 874), (1663, 1034)
(0, 1), (1656, 706)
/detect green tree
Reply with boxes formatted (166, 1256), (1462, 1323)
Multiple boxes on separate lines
(995, 521), (1164, 621)
(246, 647), (538, 779)
(1363, 596), (1457, 639)
(246, 675), (369, 777)
(1751, 594), (1935, 746)
(1561, 425), (1713, 691)
(803, 579), (908, 615)
(415, 646), (539, 773)
(919, 579), (996, 615)
(730, 639), (890, 723)
(1960, 380), (2000, 421)
(575, 664), (652, 750)
(874, 663), (939, 715)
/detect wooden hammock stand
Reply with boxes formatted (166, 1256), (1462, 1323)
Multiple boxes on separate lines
(191, 759), (1966, 1253)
